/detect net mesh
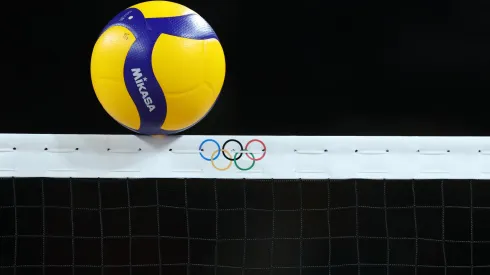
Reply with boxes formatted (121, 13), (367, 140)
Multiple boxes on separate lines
(1, 178), (490, 275)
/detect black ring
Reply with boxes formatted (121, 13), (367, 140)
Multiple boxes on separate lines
(222, 139), (243, 161)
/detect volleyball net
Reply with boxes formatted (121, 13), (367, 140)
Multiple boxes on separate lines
(1, 134), (490, 275)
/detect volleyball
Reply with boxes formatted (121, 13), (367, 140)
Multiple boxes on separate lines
(90, 1), (225, 135)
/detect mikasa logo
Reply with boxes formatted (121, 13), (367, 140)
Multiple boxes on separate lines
(131, 68), (155, 112)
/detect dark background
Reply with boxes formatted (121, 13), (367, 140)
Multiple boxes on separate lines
(2, 0), (490, 136)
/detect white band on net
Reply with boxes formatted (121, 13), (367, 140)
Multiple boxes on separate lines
(0, 134), (489, 179)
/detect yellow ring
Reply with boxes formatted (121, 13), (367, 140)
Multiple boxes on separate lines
(210, 149), (233, 171)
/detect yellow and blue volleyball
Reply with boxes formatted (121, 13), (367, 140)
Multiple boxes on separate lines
(90, 1), (225, 134)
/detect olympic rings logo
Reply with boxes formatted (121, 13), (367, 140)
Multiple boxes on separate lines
(198, 139), (267, 171)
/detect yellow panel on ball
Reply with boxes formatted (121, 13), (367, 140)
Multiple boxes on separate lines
(152, 34), (225, 131)
(130, 1), (195, 18)
(90, 1), (226, 134)
(91, 26), (141, 131)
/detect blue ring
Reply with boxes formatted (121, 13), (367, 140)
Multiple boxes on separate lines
(199, 139), (220, 161)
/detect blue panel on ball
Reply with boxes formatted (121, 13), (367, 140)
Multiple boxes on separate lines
(102, 8), (219, 41)
(118, 9), (168, 134)
(146, 14), (218, 40)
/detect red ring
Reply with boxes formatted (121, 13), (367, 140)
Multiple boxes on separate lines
(245, 139), (266, 161)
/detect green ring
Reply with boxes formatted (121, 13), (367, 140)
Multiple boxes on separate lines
(234, 152), (255, 171)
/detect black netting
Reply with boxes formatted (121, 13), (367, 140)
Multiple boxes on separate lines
(1, 178), (490, 275)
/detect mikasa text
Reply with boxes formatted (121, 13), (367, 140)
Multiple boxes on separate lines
(131, 68), (155, 112)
